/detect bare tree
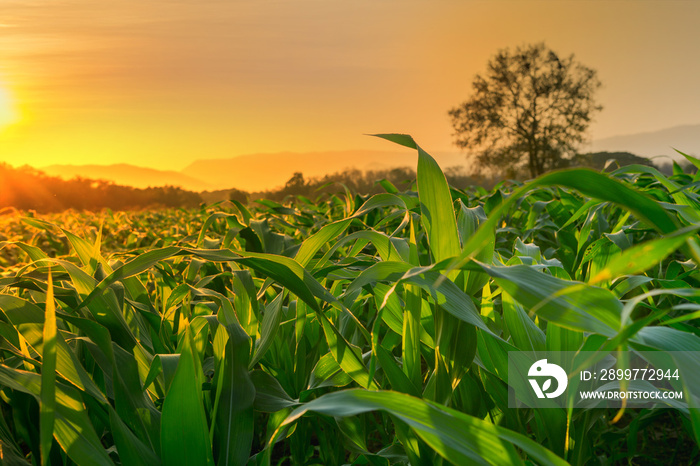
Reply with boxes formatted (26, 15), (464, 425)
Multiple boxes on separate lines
(449, 43), (602, 178)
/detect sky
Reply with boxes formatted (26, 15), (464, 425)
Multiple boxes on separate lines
(0, 0), (699, 172)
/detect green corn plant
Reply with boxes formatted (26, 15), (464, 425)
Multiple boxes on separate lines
(1, 138), (700, 465)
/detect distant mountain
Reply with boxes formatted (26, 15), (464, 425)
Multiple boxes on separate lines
(35, 125), (700, 194)
(588, 124), (700, 160)
(41, 163), (212, 191)
(182, 149), (465, 192)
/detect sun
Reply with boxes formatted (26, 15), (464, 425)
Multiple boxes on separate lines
(0, 85), (19, 130)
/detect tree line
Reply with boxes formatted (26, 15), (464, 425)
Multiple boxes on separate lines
(2, 151), (682, 213)
(199, 166), (491, 205)
(0, 163), (202, 212)
(201, 152), (676, 205)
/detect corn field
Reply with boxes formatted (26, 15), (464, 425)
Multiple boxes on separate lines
(2, 134), (700, 465)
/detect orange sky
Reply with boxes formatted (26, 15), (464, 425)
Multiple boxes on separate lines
(0, 0), (699, 172)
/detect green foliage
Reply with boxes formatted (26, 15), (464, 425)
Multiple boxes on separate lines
(2, 136), (700, 464)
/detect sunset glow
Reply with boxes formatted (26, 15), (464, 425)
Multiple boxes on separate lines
(0, 0), (698, 189)
(0, 85), (18, 130)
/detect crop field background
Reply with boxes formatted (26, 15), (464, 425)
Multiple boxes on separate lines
(2, 135), (700, 465)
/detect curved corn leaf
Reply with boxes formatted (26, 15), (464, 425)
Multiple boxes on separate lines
(271, 389), (568, 466)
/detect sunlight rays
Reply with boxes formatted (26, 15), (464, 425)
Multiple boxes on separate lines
(0, 84), (19, 130)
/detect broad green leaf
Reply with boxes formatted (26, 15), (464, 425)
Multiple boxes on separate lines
(271, 389), (567, 466)
(250, 293), (285, 367)
(631, 327), (700, 445)
(590, 224), (700, 284)
(295, 219), (351, 266)
(502, 290), (545, 353)
(308, 353), (353, 389)
(214, 315), (255, 466)
(372, 133), (461, 263)
(40, 270), (56, 466)
(0, 366), (114, 466)
(0, 295), (108, 403)
(112, 344), (162, 455)
(475, 262), (621, 335)
(251, 370), (299, 412)
(160, 324), (215, 466)
(109, 408), (161, 466)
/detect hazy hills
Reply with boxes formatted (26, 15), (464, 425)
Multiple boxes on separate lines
(41, 163), (213, 192)
(40, 150), (465, 192)
(588, 124), (699, 160)
(36, 124), (699, 192)
(182, 150), (466, 192)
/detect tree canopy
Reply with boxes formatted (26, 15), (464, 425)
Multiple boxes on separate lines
(449, 43), (602, 178)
